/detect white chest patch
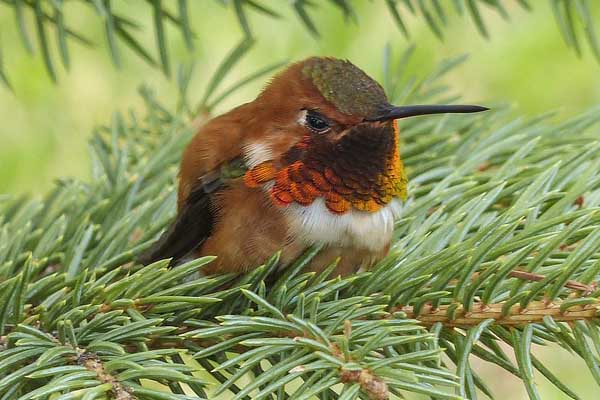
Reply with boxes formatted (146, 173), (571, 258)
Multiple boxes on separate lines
(243, 141), (403, 251)
(284, 198), (403, 251)
(244, 142), (274, 168)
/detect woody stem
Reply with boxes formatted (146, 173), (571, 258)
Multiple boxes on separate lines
(398, 300), (599, 328)
(508, 270), (594, 293)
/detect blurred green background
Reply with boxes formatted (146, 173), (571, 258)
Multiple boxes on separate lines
(1, 1), (599, 398)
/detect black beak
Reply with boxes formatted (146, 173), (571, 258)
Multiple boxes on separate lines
(365, 104), (488, 122)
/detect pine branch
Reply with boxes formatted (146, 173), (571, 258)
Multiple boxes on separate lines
(0, 0), (599, 88)
(77, 352), (136, 400)
(2, 49), (600, 399)
(507, 269), (595, 293)
(400, 300), (600, 328)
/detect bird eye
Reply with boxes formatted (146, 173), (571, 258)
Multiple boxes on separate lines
(305, 111), (330, 133)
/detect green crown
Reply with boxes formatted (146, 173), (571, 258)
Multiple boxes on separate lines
(302, 57), (388, 117)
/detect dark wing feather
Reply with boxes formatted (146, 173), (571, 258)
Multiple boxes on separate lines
(137, 184), (215, 266)
(138, 157), (247, 266)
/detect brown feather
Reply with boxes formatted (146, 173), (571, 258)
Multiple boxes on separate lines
(178, 102), (254, 210)
(198, 179), (304, 274)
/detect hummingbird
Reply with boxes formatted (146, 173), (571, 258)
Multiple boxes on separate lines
(140, 57), (487, 276)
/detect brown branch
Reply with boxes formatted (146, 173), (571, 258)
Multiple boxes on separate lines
(3, 326), (137, 399)
(507, 270), (595, 293)
(398, 300), (599, 328)
(340, 369), (388, 400)
(458, 269), (595, 294)
(78, 352), (136, 400)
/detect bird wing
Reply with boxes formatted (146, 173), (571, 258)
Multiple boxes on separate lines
(138, 158), (246, 266)
(138, 103), (253, 266)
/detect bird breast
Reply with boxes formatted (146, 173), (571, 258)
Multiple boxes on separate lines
(284, 197), (403, 251)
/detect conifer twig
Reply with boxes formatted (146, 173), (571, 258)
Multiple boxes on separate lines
(508, 270), (595, 293)
(399, 300), (600, 328)
(3, 53), (600, 400)
(454, 270), (595, 294)
(78, 352), (136, 400)
(340, 369), (388, 400)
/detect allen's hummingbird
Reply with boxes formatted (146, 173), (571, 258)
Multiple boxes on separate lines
(141, 57), (487, 275)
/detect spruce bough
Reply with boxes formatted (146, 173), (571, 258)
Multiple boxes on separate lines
(1, 54), (600, 399)
(0, 0), (598, 88)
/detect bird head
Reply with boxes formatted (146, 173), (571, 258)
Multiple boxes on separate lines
(242, 57), (487, 214)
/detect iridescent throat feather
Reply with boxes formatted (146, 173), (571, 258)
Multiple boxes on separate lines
(244, 121), (407, 214)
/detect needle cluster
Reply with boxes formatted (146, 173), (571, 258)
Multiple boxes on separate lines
(1, 49), (600, 400)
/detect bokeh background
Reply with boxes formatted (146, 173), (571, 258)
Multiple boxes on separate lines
(1, 1), (599, 398)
